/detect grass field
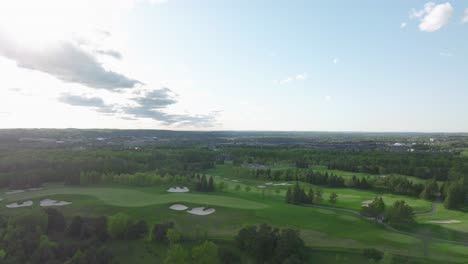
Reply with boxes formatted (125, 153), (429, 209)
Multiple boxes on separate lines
(0, 184), (266, 209)
(2, 164), (468, 263)
(208, 164), (433, 212)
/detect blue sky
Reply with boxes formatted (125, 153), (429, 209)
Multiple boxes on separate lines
(0, 0), (467, 131)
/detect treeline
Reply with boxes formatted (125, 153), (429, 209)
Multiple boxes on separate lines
(236, 224), (308, 263)
(0, 147), (216, 189)
(362, 197), (415, 228)
(252, 168), (428, 198)
(0, 209), (113, 264)
(252, 169), (349, 188)
(285, 183), (338, 206)
(222, 147), (468, 181)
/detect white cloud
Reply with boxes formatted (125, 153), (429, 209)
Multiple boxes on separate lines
(276, 73), (307, 85)
(439, 51), (453, 57)
(463, 8), (468, 23)
(333, 58), (339, 64)
(325, 95), (332, 102)
(410, 2), (453, 32)
(295, 73), (307, 81)
(400, 22), (407, 28)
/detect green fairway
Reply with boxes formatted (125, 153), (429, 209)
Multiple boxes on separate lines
(0, 185), (267, 209)
(2, 183), (468, 263)
(208, 164), (433, 213)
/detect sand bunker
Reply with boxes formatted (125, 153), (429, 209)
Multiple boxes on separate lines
(361, 200), (373, 207)
(272, 182), (292, 186)
(231, 179), (240, 182)
(426, 220), (461, 224)
(167, 187), (189, 193)
(5, 190), (25, 195)
(170, 204), (188, 211)
(28, 187), (43, 191)
(187, 207), (216, 216)
(6, 200), (33, 208)
(257, 185), (267, 188)
(265, 182), (273, 185)
(40, 199), (72, 207)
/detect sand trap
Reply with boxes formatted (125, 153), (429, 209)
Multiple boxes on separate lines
(272, 182), (292, 186)
(187, 207), (216, 216)
(6, 200), (33, 208)
(265, 182), (273, 185)
(5, 190), (25, 195)
(170, 204), (188, 211)
(40, 199), (72, 207)
(426, 220), (461, 224)
(257, 185), (267, 188)
(361, 200), (373, 207)
(231, 179), (240, 182)
(167, 187), (189, 193)
(28, 187), (43, 191)
(224, 178), (229, 180)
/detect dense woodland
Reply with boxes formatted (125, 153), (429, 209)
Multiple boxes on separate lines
(0, 147), (216, 189)
(1, 143), (468, 210)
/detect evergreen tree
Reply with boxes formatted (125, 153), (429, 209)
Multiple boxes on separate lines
(307, 188), (314, 204)
(208, 176), (215, 191)
(315, 188), (323, 204)
(286, 187), (292, 204)
(329, 192), (338, 206)
(444, 181), (466, 209)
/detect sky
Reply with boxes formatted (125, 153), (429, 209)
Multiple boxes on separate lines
(0, 0), (467, 132)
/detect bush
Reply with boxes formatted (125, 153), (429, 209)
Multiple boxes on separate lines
(363, 248), (383, 262)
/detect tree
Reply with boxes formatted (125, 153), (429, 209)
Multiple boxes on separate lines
(329, 192), (338, 206)
(315, 188), (323, 203)
(274, 228), (307, 263)
(234, 184), (241, 191)
(107, 212), (130, 239)
(31, 235), (58, 263)
(245, 186), (251, 193)
(167, 228), (181, 245)
(148, 222), (174, 242)
(208, 176), (215, 191)
(362, 248), (383, 262)
(126, 219), (148, 239)
(420, 178), (439, 200)
(65, 249), (86, 264)
(385, 200), (414, 227)
(236, 225), (258, 257)
(192, 241), (219, 264)
(286, 187), (292, 203)
(236, 224), (308, 264)
(362, 196), (386, 219)
(253, 224), (278, 263)
(164, 244), (189, 264)
(44, 208), (65, 234)
(67, 216), (84, 238)
(307, 188), (314, 204)
(444, 181), (466, 209)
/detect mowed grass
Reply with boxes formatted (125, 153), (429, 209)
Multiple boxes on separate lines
(416, 203), (468, 234)
(2, 180), (468, 262)
(0, 184), (267, 209)
(208, 164), (432, 213)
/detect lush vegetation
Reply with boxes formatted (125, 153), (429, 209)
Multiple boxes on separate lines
(2, 131), (468, 263)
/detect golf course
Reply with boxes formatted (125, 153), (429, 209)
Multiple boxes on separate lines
(2, 167), (468, 263)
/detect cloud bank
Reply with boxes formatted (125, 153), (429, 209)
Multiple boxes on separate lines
(463, 8), (468, 23)
(59, 88), (218, 127)
(0, 34), (142, 90)
(410, 2), (453, 32)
